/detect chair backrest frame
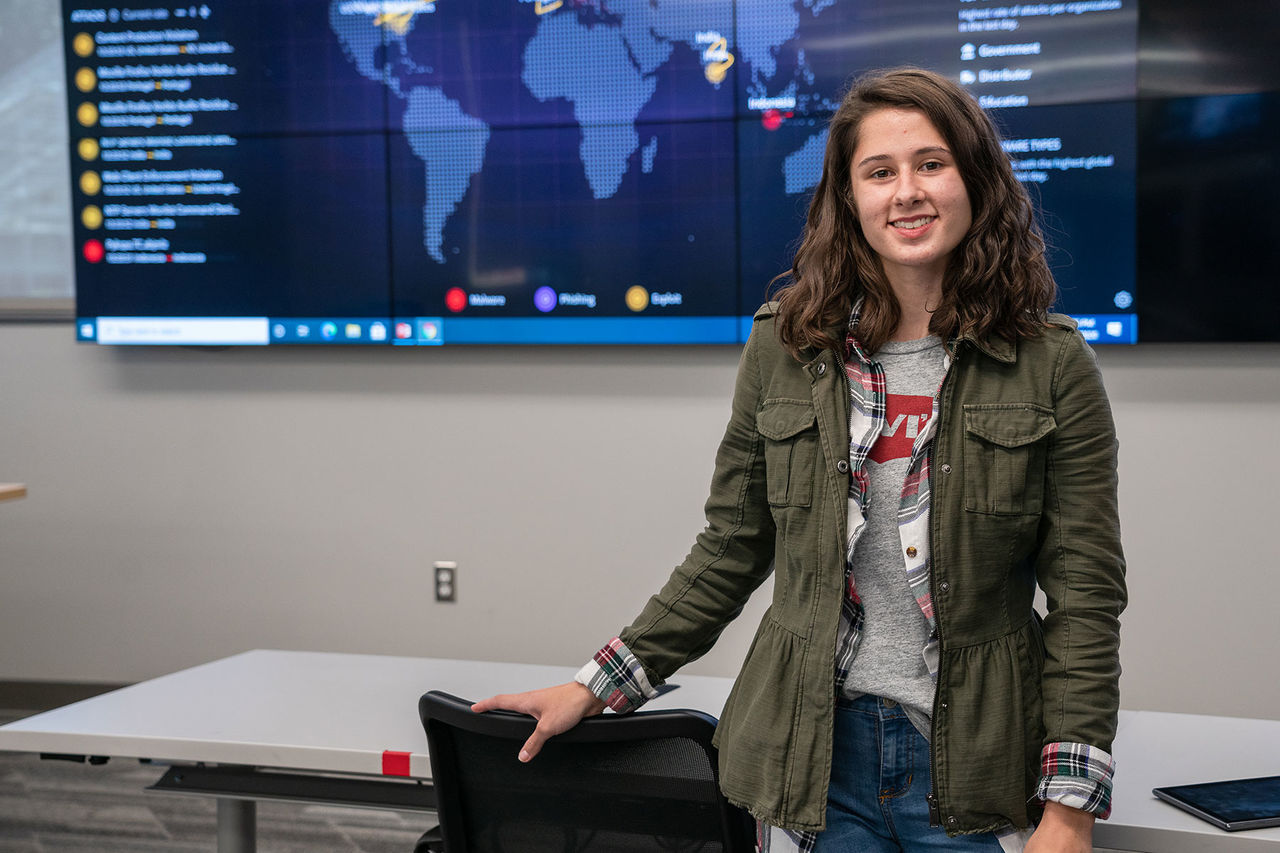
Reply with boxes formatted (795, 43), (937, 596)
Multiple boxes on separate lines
(419, 690), (755, 853)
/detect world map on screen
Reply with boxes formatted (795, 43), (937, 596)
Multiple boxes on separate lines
(329, 0), (837, 265)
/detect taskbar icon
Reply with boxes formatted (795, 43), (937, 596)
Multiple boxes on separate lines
(392, 317), (445, 346)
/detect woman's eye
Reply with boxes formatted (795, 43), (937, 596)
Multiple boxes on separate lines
(870, 168), (891, 179)
(921, 160), (943, 172)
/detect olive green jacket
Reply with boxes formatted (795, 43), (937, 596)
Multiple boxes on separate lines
(618, 304), (1126, 833)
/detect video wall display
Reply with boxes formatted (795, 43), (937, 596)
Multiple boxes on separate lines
(64, 0), (1141, 345)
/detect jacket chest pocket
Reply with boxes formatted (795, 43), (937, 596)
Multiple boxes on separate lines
(757, 400), (818, 508)
(962, 404), (1056, 515)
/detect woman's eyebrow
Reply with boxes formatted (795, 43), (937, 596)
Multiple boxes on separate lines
(855, 146), (952, 169)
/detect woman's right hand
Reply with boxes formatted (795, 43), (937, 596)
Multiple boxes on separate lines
(471, 681), (607, 762)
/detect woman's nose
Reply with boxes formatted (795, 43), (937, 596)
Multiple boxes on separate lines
(894, 175), (925, 205)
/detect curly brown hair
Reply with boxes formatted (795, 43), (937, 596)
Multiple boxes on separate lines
(773, 67), (1056, 357)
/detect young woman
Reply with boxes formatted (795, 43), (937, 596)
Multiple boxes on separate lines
(475, 68), (1125, 853)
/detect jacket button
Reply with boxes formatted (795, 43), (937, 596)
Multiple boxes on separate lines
(836, 460), (850, 474)
(941, 463), (952, 474)
(939, 581), (950, 592)
(947, 816), (958, 826)
(817, 362), (827, 375)
(906, 546), (918, 558)
(939, 702), (948, 711)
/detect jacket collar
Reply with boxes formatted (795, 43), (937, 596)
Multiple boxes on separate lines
(955, 328), (1016, 363)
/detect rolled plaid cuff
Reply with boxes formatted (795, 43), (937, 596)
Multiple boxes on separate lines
(573, 636), (659, 713)
(1036, 741), (1116, 819)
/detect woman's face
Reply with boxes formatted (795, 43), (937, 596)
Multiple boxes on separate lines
(847, 108), (973, 287)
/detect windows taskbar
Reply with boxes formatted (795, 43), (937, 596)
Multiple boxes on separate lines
(75, 313), (1137, 346)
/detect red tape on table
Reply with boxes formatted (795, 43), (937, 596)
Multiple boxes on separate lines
(382, 750), (412, 777)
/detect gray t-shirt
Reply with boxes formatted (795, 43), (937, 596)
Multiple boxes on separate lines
(841, 335), (946, 738)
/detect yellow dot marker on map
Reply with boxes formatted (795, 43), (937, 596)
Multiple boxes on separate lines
(80, 171), (102, 196)
(77, 102), (98, 127)
(82, 206), (103, 229)
(705, 54), (734, 85)
(625, 285), (650, 312)
(702, 36), (735, 85)
(75, 68), (97, 93)
(73, 33), (94, 58)
(79, 138), (100, 161)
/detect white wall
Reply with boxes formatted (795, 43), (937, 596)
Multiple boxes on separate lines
(0, 326), (763, 684)
(2, 324), (1279, 720)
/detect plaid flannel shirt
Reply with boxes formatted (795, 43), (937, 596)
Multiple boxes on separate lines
(576, 307), (1116, 850)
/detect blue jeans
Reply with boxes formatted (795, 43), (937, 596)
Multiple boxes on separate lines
(814, 694), (1005, 852)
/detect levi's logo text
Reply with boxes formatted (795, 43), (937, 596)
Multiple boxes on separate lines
(868, 394), (933, 464)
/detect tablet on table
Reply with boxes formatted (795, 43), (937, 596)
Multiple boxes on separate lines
(1153, 775), (1280, 832)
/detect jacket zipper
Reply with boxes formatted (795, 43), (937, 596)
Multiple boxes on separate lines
(927, 343), (961, 829)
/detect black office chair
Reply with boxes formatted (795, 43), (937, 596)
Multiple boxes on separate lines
(416, 690), (756, 852)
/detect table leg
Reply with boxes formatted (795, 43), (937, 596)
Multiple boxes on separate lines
(216, 798), (256, 853)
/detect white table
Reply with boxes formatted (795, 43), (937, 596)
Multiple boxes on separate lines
(0, 649), (734, 853)
(1, 649), (1278, 853)
(1096, 710), (1280, 853)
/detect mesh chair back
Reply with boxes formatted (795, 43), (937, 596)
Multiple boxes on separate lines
(420, 690), (755, 853)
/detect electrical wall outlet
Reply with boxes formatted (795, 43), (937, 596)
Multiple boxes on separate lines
(433, 561), (457, 603)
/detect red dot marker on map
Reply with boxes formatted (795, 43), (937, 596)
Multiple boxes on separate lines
(83, 239), (104, 263)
